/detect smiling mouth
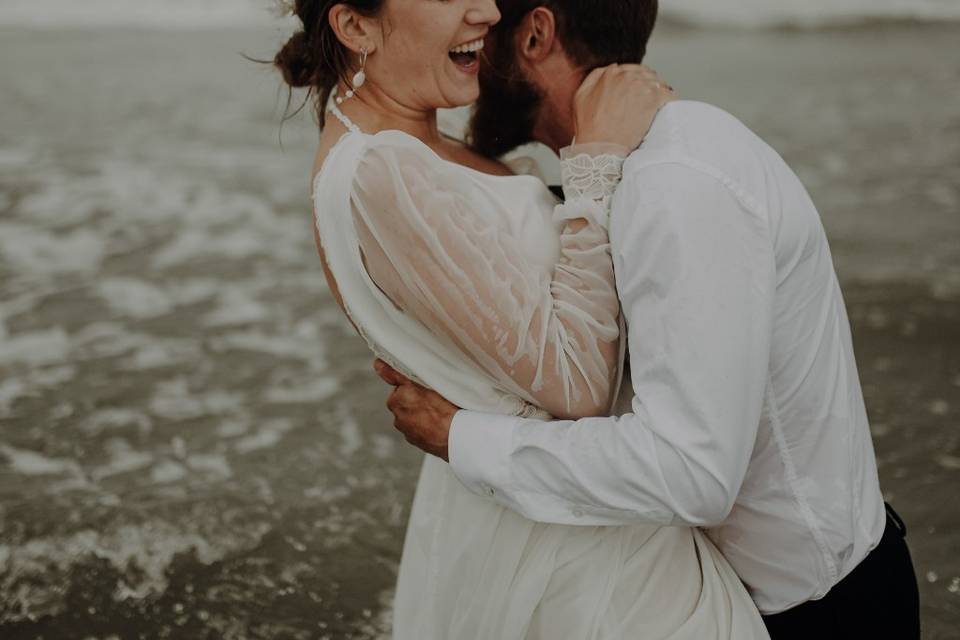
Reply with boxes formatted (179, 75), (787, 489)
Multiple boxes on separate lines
(448, 38), (484, 69)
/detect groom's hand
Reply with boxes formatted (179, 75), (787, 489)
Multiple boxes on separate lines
(374, 359), (460, 462)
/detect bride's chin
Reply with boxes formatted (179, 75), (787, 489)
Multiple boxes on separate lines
(436, 86), (479, 110)
(455, 90), (480, 107)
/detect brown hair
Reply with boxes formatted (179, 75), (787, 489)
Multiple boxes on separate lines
(274, 0), (385, 124)
(498, 0), (658, 69)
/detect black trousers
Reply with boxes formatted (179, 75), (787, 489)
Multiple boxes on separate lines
(762, 503), (921, 640)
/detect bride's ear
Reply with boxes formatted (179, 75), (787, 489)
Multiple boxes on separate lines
(328, 3), (379, 56)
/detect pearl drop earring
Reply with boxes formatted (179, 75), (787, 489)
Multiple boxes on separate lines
(335, 47), (368, 104)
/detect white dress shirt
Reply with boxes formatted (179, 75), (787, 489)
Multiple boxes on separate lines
(448, 101), (887, 615)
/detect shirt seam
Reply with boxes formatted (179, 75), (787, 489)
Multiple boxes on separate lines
(623, 155), (768, 227)
(765, 379), (839, 591)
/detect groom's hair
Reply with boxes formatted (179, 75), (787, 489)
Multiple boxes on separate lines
(497, 0), (659, 68)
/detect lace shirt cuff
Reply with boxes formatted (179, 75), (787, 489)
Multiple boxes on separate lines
(558, 147), (627, 229)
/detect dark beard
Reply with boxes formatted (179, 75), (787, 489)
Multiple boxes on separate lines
(467, 32), (543, 159)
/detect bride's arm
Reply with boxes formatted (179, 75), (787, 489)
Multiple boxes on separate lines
(353, 65), (672, 419)
(351, 139), (624, 419)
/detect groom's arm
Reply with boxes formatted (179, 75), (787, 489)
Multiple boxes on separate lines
(446, 160), (777, 527)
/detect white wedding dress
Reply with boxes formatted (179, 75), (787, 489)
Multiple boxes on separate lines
(312, 107), (769, 639)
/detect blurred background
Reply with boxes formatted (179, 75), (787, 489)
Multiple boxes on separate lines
(0, 1), (958, 638)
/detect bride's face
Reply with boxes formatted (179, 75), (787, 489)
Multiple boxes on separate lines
(370, 0), (501, 109)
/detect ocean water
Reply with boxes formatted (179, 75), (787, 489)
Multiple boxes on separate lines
(0, 17), (959, 640)
(664, 0), (960, 27)
(1, 0), (960, 29)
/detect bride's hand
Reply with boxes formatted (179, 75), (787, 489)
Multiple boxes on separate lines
(573, 64), (675, 151)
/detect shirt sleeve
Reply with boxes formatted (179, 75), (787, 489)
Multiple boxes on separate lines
(448, 160), (776, 526)
(350, 138), (625, 419)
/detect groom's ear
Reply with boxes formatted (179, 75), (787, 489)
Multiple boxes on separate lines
(517, 7), (558, 63)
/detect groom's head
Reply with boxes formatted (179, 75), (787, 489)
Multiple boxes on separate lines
(469, 0), (659, 157)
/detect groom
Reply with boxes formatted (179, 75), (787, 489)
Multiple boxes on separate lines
(374, 1), (921, 637)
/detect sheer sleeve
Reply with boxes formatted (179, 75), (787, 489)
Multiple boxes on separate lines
(350, 137), (625, 419)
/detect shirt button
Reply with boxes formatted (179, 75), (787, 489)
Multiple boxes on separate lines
(572, 508), (584, 518)
(484, 485), (495, 497)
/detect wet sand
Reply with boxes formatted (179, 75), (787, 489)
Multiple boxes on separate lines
(0, 22), (958, 639)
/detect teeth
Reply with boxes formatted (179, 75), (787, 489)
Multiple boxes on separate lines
(450, 38), (484, 54)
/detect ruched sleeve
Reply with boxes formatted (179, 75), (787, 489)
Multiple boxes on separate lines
(349, 137), (625, 419)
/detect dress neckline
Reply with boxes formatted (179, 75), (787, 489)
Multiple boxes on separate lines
(317, 101), (552, 195)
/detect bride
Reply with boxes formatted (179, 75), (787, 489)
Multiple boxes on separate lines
(275, 0), (769, 637)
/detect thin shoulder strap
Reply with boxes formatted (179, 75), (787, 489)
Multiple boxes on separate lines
(327, 102), (362, 133)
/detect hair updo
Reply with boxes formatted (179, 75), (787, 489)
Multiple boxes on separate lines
(274, 0), (384, 123)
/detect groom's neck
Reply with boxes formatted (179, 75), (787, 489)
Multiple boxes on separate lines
(528, 63), (582, 153)
(533, 97), (576, 154)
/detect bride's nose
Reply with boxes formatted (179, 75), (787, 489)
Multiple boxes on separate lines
(465, 0), (501, 27)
